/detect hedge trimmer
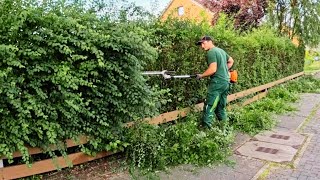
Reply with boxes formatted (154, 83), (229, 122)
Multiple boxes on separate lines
(142, 70), (238, 83)
(142, 70), (197, 80)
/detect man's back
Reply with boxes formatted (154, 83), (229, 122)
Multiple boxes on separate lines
(207, 47), (230, 82)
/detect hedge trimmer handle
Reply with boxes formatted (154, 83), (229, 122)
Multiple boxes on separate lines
(170, 74), (197, 79)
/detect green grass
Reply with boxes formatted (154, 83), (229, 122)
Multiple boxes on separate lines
(304, 60), (320, 73)
(230, 75), (320, 135)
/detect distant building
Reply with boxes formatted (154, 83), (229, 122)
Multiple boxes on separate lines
(161, 0), (213, 24)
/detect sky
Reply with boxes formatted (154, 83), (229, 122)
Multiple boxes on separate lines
(127, 0), (171, 15)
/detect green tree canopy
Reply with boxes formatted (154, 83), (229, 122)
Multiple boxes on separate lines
(267, 0), (320, 47)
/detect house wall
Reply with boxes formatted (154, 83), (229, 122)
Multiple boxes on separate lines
(292, 36), (299, 47)
(161, 0), (213, 24)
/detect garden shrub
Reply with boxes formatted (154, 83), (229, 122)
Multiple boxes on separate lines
(144, 15), (305, 112)
(125, 113), (234, 172)
(0, 1), (159, 163)
(0, 0), (308, 173)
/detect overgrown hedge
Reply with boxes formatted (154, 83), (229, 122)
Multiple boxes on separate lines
(0, 0), (305, 168)
(144, 16), (305, 111)
(0, 1), (158, 163)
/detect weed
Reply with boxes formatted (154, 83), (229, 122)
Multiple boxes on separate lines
(125, 111), (234, 174)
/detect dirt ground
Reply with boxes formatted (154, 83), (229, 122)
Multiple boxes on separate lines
(42, 154), (129, 180)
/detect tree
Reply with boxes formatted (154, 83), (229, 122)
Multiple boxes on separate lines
(199, 0), (268, 30)
(67, 0), (153, 21)
(267, 0), (320, 47)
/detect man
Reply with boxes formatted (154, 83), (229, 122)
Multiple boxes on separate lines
(196, 36), (234, 128)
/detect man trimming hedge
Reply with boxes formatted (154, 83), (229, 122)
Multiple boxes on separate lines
(196, 36), (234, 128)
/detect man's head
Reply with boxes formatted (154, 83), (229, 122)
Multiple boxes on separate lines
(196, 36), (214, 51)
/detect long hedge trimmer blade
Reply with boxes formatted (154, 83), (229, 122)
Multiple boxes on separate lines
(142, 70), (175, 79)
(142, 70), (196, 80)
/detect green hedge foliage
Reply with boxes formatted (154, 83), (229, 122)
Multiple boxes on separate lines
(144, 15), (305, 112)
(0, 1), (158, 162)
(0, 1), (305, 166)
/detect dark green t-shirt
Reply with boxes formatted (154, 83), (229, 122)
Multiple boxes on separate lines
(207, 47), (230, 82)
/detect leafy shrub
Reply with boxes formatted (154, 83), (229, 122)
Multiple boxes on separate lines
(229, 108), (276, 135)
(125, 113), (234, 172)
(267, 86), (299, 102)
(0, 1), (159, 163)
(143, 15), (305, 112)
(0, 0), (309, 172)
(127, 73), (320, 171)
(286, 75), (320, 93)
(246, 98), (296, 114)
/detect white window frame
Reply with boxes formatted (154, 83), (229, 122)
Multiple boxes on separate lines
(178, 6), (184, 16)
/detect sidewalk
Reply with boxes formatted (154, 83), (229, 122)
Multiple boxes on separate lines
(264, 99), (320, 179)
(147, 93), (320, 180)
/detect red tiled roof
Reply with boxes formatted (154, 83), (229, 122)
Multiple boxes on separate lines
(193, 0), (208, 8)
(193, 0), (218, 12)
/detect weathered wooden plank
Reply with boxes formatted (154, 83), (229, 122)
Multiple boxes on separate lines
(0, 151), (113, 180)
(1, 136), (88, 160)
(227, 72), (303, 102)
(129, 72), (304, 126)
(242, 90), (268, 106)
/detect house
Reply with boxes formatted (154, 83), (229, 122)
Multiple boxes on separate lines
(161, 0), (213, 24)
(161, 0), (300, 47)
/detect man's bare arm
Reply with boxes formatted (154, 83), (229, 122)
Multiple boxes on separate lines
(199, 62), (217, 78)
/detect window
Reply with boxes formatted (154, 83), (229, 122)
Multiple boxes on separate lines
(178, 6), (184, 16)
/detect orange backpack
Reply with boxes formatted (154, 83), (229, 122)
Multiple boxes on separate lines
(229, 70), (238, 83)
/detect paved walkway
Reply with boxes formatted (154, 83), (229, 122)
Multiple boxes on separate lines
(263, 73), (320, 180)
(150, 93), (320, 180)
(265, 99), (320, 180)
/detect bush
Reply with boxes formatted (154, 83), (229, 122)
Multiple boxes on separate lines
(0, 0), (307, 171)
(0, 1), (158, 163)
(143, 15), (305, 112)
(125, 113), (234, 172)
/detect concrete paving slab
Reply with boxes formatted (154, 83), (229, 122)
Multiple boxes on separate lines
(253, 130), (305, 148)
(232, 132), (252, 149)
(294, 94), (320, 117)
(264, 95), (320, 180)
(274, 114), (305, 130)
(157, 155), (265, 180)
(236, 141), (298, 163)
(272, 93), (320, 131)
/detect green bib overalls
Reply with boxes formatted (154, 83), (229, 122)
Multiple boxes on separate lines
(202, 47), (230, 128)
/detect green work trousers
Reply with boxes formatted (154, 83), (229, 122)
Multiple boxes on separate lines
(202, 80), (230, 128)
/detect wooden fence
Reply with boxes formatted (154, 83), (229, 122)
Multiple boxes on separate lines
(0, 72), (304, 180)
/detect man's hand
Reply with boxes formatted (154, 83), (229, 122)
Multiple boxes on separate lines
(196, 74), (202, 80)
